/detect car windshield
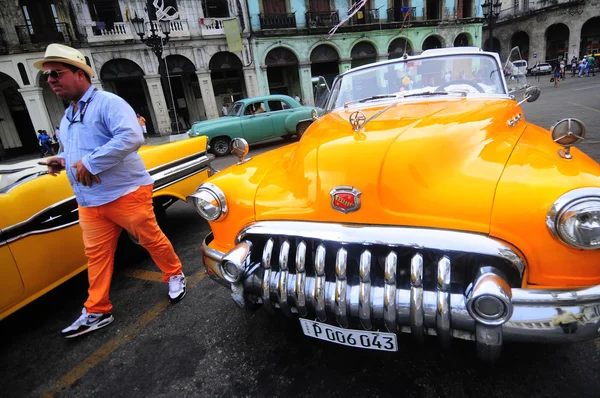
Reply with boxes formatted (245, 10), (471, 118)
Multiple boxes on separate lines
(230, 102), (243, 116)
(326, 53), (506, 110)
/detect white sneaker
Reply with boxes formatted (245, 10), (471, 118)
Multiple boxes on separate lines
(168, 273), (186, 303)
(61, 308), (114, 338)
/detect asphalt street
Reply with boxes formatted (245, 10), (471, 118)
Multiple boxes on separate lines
(1, 75), (599, 397)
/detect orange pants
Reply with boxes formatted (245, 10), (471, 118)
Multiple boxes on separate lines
(78, 184), (182, 313)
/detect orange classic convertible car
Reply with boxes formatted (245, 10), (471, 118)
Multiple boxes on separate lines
(189, 47), (600, 361)
(0, 137), (211, 320)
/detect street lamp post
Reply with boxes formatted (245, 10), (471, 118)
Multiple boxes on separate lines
(131, 1), (178, 135)
(481, 0), (502, 53)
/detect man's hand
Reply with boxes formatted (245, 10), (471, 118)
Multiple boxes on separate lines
(38, 158), (66, 176)
(71, 160), (101, 187)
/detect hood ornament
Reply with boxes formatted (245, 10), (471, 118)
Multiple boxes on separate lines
(330, 186), (361, 214)
(349, 111), (366, 131)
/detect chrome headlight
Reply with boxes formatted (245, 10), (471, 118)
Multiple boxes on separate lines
(547, 188), (600, 250)
(188, 183), (227, 221)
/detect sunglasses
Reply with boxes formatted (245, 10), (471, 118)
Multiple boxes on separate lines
(42, 69), (69, 81)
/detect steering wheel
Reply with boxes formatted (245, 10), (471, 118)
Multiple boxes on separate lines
(437, 79), (485, 93)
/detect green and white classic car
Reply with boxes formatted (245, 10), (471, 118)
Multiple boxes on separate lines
(187, 95), (315, 156)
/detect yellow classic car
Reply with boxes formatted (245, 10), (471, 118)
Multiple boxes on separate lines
(0, 136), (211, 320)
(189, 47), (600, 361)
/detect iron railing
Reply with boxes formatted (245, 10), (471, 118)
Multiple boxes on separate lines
(305, 10), (340, 28)
(386, 7), (417, 22)
(259, 13), (297, 29)
(15, 22), (73, 45)
(352, 8), (379, 24)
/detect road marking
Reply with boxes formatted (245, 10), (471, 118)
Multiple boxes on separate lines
(573, 83), (600, 91)
(122, 268), (165, 282)
(43, 271), (205, 397)
(567, 102), (600, 113)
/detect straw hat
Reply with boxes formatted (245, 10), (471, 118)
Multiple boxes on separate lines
(33, 44), (95, 79)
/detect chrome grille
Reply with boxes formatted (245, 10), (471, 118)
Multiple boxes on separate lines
(237, 222), (525, 338)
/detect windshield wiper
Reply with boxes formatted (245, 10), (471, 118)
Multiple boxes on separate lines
(402, 91), (449, 98)
(344, 94), (399, 108)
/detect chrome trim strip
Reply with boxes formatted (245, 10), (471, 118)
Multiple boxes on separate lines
(358, 250), (372, 330)
(335, 248), (349, 328)
(436, 256), (452, 347)
(146, 150), (208, 174)
(410, 253), (425, 341)
(295, 241), (307, 316)
(237, 221), (525, 277)
(384, 251), (397, 332)
(2, 153), (210, 248)
(315, 244), (327, 322)
(278, 240), (291, 317)
(261, 239), (274, 308)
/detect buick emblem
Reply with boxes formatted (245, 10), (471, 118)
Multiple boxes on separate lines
(330, 186), (361, 214)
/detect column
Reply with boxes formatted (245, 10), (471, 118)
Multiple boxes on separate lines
(18, 87), (53, 137)
(143, 74), (172, 136)
(258, 65), (270, 96)
(298, 63), (314, 107)
(528, 32), (544, 67)
(91, 80), (104, 91)
(196, 71), (219, 120)
(243, 66), (259, 98)
(568, 24), (581, 61)
(340, 59), (352, 73)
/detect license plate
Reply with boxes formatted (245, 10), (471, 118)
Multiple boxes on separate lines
(299, 319), (398, 352)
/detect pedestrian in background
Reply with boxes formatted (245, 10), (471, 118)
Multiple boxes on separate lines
(553, 66), (560, 88)
(36, 43), (186, 339)
(571, 57), (577, 77)
(38, 129), (55, 157)
(221, 103), (228, 116)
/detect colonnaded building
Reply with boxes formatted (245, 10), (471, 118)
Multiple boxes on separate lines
(0, 0), (597, 160)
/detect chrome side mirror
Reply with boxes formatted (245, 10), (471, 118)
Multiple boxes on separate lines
(550, 118), (586, 160)
(517, 86), (541, 105)
(230, 138), (251, 164)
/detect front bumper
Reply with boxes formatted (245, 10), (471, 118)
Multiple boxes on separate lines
(201, 232), (600, 359)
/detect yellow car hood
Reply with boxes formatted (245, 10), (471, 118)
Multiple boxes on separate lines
(255, 98), (525, 233)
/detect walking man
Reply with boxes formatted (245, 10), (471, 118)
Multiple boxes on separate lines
(36, 44), (186, 338)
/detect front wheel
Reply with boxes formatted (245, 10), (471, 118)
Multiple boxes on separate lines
(211, 137), (231, 157)
(296, 122), (311, 140)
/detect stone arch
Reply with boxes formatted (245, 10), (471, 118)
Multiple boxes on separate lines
(545, 23), (569, 64)
(350, 41), (378, 68)
(580, 17), (600, 58)
(100, 59), (156, 135)
(0, 72), (36, 159)
(265, 47), (301, 97)
(454, 33), (471, 47)
(510, 31), (530, 60)
(160, 54), (200, 132)
(209, 51), (246, 113)
(388, 37), (414, 59)
(310, 44), (340, 87)
(483, 37), (501, 54)
(422, 35), (444, 51)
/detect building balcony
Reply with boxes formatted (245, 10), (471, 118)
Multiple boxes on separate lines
(200, 17), (225, 36)
(306, 10), (340, 28)
(148, 20), (190, 40)
(351, 8), (379, 25)
(386, 7), (417, 22)
(259, 13), (297, 30)
(15, 22), (75, 48)
(84, 22), (135, 45)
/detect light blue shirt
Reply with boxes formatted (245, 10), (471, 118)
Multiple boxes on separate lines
(57, 85), (154, 207)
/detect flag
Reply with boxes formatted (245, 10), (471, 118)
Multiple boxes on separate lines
(223, 18), (242, 53)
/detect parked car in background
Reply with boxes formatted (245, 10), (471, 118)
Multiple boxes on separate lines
(0, 137), (211, 321)
(187, 95), (315, 156)
(190, 47), (600, 362)
(528, 62), (552, 75)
